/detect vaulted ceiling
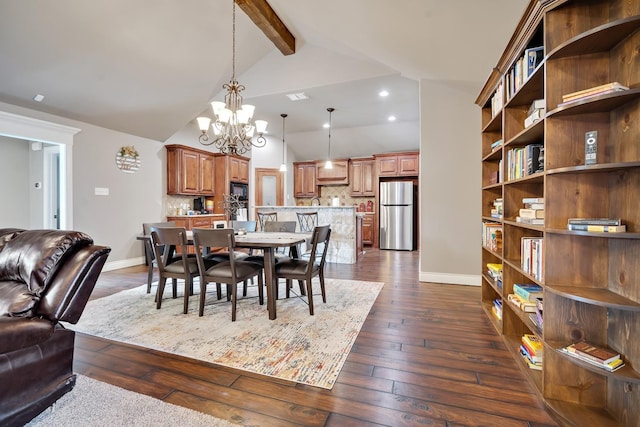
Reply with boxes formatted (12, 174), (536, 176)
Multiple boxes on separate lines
(0, 0), (527, 160)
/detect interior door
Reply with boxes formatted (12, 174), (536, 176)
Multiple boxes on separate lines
(255, 168), (283, 208)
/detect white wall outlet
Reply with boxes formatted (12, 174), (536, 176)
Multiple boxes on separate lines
(94, 187), (109, 196)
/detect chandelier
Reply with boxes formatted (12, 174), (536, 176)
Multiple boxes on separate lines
(196, 0), (267, 155)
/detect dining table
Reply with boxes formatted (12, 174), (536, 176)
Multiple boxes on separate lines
(138, 230), (308, 320)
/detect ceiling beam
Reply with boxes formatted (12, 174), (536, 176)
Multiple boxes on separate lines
(236, 0), (296, 56)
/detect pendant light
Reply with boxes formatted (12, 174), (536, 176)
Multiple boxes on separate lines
(279, 113), (287, 172)
(325, 107), (334, 169)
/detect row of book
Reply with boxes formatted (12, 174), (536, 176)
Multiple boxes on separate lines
(561, 341), (625, 372)
(486, 263), (502, 292)
(482, 223), (502, 252)
(505, 46), (543, 101)
(559, 82), (629, 106)
(520, 333), (543, 371)
(567, 217), (626, 233)
(506, 144), (543, 181)
(492, 298), (502, 321)
(521, 237), (543, 281)
(491, 81), (504, 117)
(507, 283), (542, 314)
(516, 197), (544, 226)
(491, 198), (503, 219)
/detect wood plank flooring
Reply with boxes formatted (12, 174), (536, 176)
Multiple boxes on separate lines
(74, 249), (558, 426)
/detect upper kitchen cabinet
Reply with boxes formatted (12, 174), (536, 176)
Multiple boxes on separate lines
(376, 152), (420, 177)
(166, 144), (215, 196)
(228, 156), (249, 183)
(315, 159), (349, 185)
(293, 161), (319, 198)
(349, 158), (375, 197)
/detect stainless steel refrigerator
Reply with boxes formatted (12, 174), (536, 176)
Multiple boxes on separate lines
(379, 181), (415, 250)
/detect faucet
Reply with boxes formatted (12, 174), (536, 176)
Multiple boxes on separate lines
(310, 197), (320, 206)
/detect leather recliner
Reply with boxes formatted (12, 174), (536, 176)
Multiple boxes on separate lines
(0, 228), (110, 426)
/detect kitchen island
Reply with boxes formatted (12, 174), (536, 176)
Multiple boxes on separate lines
(254, 206), (357, 264)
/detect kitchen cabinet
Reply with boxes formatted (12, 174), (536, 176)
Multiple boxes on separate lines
(376, 152), (419, 177)
(166, 144), (215, 196)
(362, 213), (374, 246)
(349, 158), (375, 196)
(293, 161), (319, 198)
(315, 159), (349, 185)
(229, 156), (249, 183)
(165, 214), (225, 253)
(213, 154), (251, 217)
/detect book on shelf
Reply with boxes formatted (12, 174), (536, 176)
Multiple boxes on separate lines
(513, 284), (543, 302)
(482, 223), (502, 252)
(561, 82), (629, 102)
(520, 343), (543, 364)
(524, 202), (544, 210)
(567, 218), (622, 226)
(516, 216), (544, 226)
(521, 237), (544, 280)
(562, 343), (625, 372)
(522, 197), (544, 204)
(528, 312), (543, 332)
(528, 99), (545, 116)
(572, 341), (620, 365)
(567, 224), (626, 233)
(492, 298), (503, 320)
(491, 139), (503, 150)
(508, 293), (537, 312)
(522, 333), (543, 354)
(524, 108), (544, 128)
(519, 208), (545, 219)
(525, 46), (543, 78)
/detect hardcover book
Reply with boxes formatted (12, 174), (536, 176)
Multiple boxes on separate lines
(519, 208), (545, 219)
(514, 284), (543, 301)
(567, 224), (626, 233)
(572, 341), (620, 365)
(567, 218), (622, 225)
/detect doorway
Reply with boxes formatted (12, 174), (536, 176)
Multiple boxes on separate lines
(43, 145), (61, 229)
(255, 168), (283, 208)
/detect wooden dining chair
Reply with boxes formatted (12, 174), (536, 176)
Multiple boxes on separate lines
(150, 226), (201, 314)
(257, 211), (277, 231)
(274, 225), (331, 315)
(192, 228), (264, 321)
(142, 221), (176, 294)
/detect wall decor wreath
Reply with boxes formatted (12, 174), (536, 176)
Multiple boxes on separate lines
(115, 145), (141, 173)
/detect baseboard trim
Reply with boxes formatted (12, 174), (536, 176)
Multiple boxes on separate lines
(103, 257), (145, 272)
(419, 272), (481, 286)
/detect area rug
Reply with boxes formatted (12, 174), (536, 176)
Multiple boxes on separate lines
(69, 278), (383, 389)
(27, 375), (239, 426)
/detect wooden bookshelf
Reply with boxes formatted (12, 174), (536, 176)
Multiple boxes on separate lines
(477, 1), (640, 425)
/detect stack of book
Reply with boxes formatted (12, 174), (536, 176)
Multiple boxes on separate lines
(486, 263), (503, 291)
(524, 99), (545, 128)
(492, 298), (503, 320)
(567, 218), (626, 233)
(491, 198), (503, 219)
(482, 223), (502, 252)
(521, 237), (544, 280)
(562, 341), (625, 372)
(520, 333), (543, 370)
(490, 138), (503, 151)
(508, 283), (542, 313)
(559, 82), (629, 106)
(517, 197), (544, 225)
(528, 298), (543, 333)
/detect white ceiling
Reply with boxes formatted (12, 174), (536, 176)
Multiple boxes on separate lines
(0, 0), (528, 160)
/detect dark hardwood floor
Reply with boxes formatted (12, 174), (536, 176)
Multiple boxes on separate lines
(75, 249), (558, 426)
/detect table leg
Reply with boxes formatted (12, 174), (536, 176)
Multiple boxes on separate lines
(144, 239), (155, 294)
(263, 247), (277, 320)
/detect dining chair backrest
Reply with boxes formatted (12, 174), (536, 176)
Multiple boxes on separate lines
(296, 212), (318, 233)
(309, 225), (331, 267)
(257, 211), (277, 231)
(192, 227), (235, 254)
(142, 221), (176, 261)
(149, 226), (190, 268)
(264, 221), (297, 233)
(229, 220), (257, 232)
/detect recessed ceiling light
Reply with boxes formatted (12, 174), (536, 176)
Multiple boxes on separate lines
(33, 94), (45, 102)
(379, 90), (389, 97)
(388, 115), (397, 122)
(323, 123), (330, 129)
(286, 92), (309, 101)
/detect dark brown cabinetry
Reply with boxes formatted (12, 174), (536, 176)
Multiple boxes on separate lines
(229, 156), (249, 183)
(376, 152), (419, 177)
(166, 144), (215, 196)
(349, 158), (375, 197)
(477, 2), (640, 425)
(293, 161), (319, 198)
(362, 213), (374, 246)
(315, 159), (349, 185)
(212, 154), (251, 217)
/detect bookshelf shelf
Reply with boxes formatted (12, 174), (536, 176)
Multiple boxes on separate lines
(546, 286), (640, 311)
(478, 2), (640, 425)
(547, 15), (640, 60)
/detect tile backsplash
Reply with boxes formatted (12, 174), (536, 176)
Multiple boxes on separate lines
(295, 185), (375, 211)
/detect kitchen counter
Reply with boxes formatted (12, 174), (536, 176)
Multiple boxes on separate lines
(255, 206), (357, 264)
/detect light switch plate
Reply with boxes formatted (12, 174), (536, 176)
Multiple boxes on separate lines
(94, 187), (109, 196)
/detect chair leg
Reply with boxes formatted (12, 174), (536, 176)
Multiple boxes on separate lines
(257, 273), (264, 305)
(216, 282), (222, 300)
(298, 280), (306, 295)
(147, 263), (154, 294)
(319, 270), (327, 303)
(199, 279), (207, 316)
(243, 280), (248, 296)
(183, 277), (191, 314)
(306, 278), (314, 315)
(172, 278), (177, 298)
(285, 279), (292, 298)
(231, 282), (238, 322)
(156, 278), (167, 309)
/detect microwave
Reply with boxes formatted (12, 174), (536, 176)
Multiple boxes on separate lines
(230, 182), (248, 200)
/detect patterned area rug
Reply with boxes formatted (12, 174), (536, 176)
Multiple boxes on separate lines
(69, 278), (383, 389)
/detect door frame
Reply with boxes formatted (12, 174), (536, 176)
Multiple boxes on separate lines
(255, 168), (284, 209)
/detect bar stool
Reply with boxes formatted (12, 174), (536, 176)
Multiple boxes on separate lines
(296, 212), (318, 232)
(257, 211), (277, 231)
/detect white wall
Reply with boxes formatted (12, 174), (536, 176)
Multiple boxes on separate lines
(0, 136), (30, 228)
(418, 79), (481, 286)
